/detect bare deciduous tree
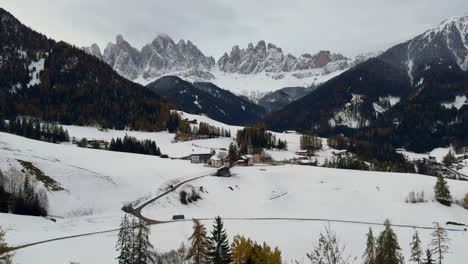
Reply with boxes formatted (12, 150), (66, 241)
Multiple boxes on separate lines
(307, 224), (354, 264)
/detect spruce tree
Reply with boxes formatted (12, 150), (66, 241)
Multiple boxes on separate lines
(116, 214), (135, 264)
(429, 223), (449, 264)
(375, 219), (403, 264)
(409, 230), (422, 264)
(187, 219), (210, 264)
(133, 219), (155, 264)
(434, 175), (451, 205)
(208, 216), (232, 264)
(228, 143), (240, 163)
(423, 249), (434, 264)
(363, 227), (376, 264)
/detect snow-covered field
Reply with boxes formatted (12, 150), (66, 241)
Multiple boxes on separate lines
(1, 112), (467, 263)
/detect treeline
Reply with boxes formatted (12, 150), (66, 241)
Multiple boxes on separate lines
(322, 153), (370, 171)
(327, 135), (415, 172)
(109, 136), (162, 156)
(168, 112), (231, 138)
(0, 169), (48, 216)
(300, 133), (322, 151)
(116, 213), (453, 264)
(236, 123), (287, 153)
(0, 117), (69, 143)
(115, 215), (281, 264)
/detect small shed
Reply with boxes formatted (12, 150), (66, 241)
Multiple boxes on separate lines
(190, 152), (213, 164)
(214, 166), (231, 177)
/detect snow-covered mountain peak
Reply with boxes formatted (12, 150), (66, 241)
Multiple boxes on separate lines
(84, 35), (352, 101)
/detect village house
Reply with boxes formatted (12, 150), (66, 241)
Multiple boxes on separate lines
(209, 151), (230, 168)
(295, 150), (310, 157)
(237, 155), (254, 166)
(247, 145), (271, 163)
(190, 151), (214, 164)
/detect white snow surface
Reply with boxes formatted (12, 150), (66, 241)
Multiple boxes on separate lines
(1, 112), (468, 263)
(27, 58), (45, 87)
(441, 95), (467, 110)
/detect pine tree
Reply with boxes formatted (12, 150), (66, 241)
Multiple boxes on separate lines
(429, 223), (449, 264)
(423, 249), (434, 264)
(187, 219), (210, 264)
(363, 227), (376, 264)
(116, 214), (135, 264)
(208, 216), (232, 264)
(375, 219), (403, 264)
(434, 175), (451, 205)
(133, 219), (155, 264)
(0, 225), (13, 264)
(410, 230), (422, 264)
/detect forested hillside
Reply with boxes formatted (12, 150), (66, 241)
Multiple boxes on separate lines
(0, 8), (176, 131)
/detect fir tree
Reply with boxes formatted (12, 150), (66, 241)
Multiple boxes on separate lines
(375, 219), (403, 264)
(116, 214), (135, 264)
(208, 216), (232, 264)
(409, 230), (422, 264)
(429, 223), (449, 264)
(133, 219), (155, 264)
(187, 219), (210, 264)
(423, 249), (434, 264)
(434, 175), (451, 205)
(228, 143), (240, 163)
(363, 227), (376, 264)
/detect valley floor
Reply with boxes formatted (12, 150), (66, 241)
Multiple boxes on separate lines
(0, 118), (467, 263)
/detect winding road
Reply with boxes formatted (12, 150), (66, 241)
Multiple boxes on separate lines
(3, 169), (467, 254)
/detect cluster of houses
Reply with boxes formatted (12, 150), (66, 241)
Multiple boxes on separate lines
(190, 145), (271, 168)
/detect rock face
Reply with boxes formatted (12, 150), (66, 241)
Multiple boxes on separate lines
(86, 34), (215, 82)
(82, 44), (102, 60)
(217, 41), (348, 74)
(83, 35), (351, 102)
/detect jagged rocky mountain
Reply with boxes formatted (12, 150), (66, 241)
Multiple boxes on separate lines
(258, 86), (317, 113)
(83, 34), (215, 82)
(217, 42), (347, 74)
(0, 8), (176, 131)
(147, 76), (266, 125)
(266, 15), (468, 152)
(83, 35), (356, 101)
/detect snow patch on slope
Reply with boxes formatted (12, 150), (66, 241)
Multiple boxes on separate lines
(329, 94), (369, 128)
(441, 95), (467, 110)
(27, 58), (45, 87)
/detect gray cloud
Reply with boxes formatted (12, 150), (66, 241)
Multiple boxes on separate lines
(3, 0), (468, 58)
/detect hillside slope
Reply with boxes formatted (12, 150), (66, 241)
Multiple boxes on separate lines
(266, 15), (468, 152)
(0, 8), (176, 131)
(147, 76), (266, 125)
(0, 131), (467, 263)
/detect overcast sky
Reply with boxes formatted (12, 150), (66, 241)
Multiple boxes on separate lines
(3, 0), (468, 58)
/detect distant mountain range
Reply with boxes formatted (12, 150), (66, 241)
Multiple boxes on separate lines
(266, 15), (468, 152)
(83, 35), (366, 101)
